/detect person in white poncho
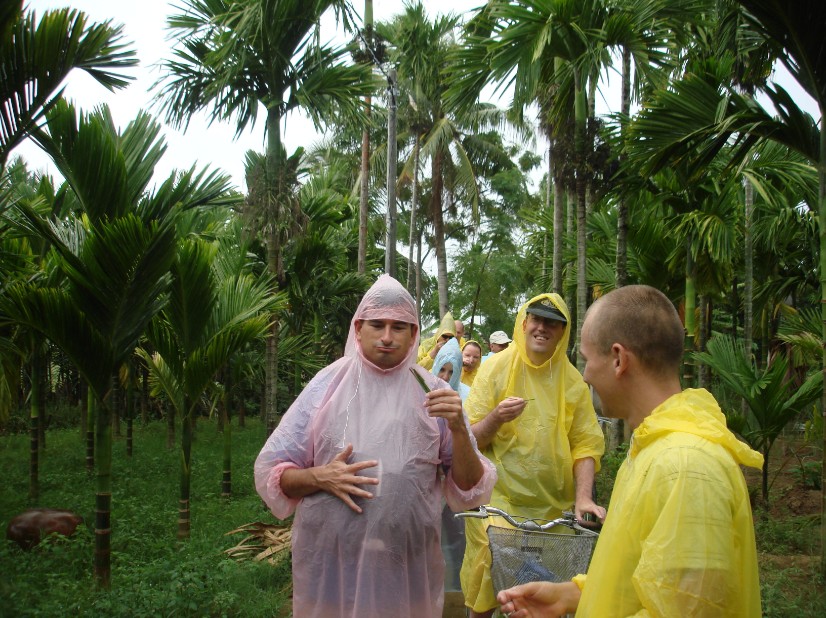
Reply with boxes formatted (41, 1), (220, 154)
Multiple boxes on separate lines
(254, 274), (496, 618)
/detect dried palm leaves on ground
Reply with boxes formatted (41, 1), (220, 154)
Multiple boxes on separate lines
(224, 521), (291, 565)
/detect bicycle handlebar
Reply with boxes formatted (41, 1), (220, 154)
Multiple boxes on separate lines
(456, 505), (596, 535)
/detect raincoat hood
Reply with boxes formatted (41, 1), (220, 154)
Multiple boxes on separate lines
(512, 293), (571, 369)
(419, 311), (457, 351)
(632, 388), (764, 470)
(432, 337), (463, 392)
(344, 274), (419, 374)
(461, 340), (482, 386)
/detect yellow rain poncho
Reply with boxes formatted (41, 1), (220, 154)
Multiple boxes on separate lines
(417, 312), (457, 370)
(460, 294), (605, 612)
(573, 388), (764, 617)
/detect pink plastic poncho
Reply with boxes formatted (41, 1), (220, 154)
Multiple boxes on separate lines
(254, 275), (496, 618)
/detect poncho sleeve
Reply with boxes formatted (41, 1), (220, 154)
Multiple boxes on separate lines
(254, 363), (339, 520)
(439, 413), (497, 512)
(566, 378), (604, 471)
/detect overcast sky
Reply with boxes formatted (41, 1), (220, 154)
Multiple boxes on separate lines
(15, 0), (820, 193)
(16, 0), (500, 191)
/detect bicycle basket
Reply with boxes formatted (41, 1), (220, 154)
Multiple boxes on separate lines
(487, 525), (599, 595)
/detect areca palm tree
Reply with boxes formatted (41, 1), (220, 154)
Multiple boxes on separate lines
(379, 2), (510, 315)
(620, 0), (826, 570)
(694, 335), (822, 503)
(0, 3), (136, 169)
(140, 238), (271, 539)
(157, 0), (373, 435)
(1, 99), (235, 585)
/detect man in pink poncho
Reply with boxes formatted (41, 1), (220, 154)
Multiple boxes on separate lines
(255, 275), (497, 617)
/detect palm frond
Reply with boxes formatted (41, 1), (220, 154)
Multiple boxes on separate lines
(0, 7), (137, 166)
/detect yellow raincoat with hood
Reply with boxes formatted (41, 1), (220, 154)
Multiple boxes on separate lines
(417, 312), (457, 370)
(573, 388), (763, 617)
(460, 294), (605, 612)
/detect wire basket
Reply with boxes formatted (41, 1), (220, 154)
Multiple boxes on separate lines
(487, 524), (599, 595)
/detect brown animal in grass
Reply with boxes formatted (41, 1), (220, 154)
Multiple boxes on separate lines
(6, 508), (83, 550)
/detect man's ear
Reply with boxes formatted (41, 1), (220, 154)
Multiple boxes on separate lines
(354, 319), (363, 338)
(611, 343), (630, 376)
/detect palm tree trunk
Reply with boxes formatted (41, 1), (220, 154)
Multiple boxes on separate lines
(29, 346), (43, 502)
(818, 112), (826, 576)
(432, 150), (449, 316)
(565, 185), (576, 354)
(683, 241), (696, 386)
(574, 76), (588, 370)
(265, 105), (284, 436)
(744, 177), (754, 358)
(416, 233), (423, 316)
(358, 0), (373, 274)
(86, 394), (95, 472)
(616, 46), (631, 287)
(179, 408), (193, 540)
(553, 145), (565, 294)
(407, 136), (421, 292)
(222, 369), (232, 497)
(80, 378), (87, 442)
(94, 388), (113, 587)
(166, 403), (175, 449)
(359, 103), (372, 274)
(125, 362), (134, 458)
(385, 68), (398, 277)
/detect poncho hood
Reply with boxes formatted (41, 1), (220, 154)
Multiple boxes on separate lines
(632, 388), (764, 470)
(432, 337), (463, 392)
(513, 293), (571, 369)
(344, 274), (419, 374)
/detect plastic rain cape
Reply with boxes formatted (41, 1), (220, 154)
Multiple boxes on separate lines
(417, 311), (456, 370)
(254, 275), (495, 618)
(575, 389), (763, 617)
(460, 293), (605, 612)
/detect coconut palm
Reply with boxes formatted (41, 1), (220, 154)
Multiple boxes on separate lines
(156, 0), (373, 435)
(0, 3), (136, 169)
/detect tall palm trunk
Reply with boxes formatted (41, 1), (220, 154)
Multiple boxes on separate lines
(358, 0), (374, 274)
(222, 370), (232, 497)
(818, 113), (826, 576)
(407, 135), (421, 292)
(94, 385), (113, 587)
(29, 345), (43, 502)
(744, 178), (754, 358)
(683, 240), (696, 386)
(178, 407), (193, 539)
(574, 75), (588, 370)
(125, 362), (134, 458)
(265, 105), (284, 436)
(432, 149), (449, 316)
(385, 68), (398, 276)
(616, 46), (631, 287)
(86, 394), (95, 472)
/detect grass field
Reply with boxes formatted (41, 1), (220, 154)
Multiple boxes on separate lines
(1, 417), (824, 617)
(0, 418), (291, 617)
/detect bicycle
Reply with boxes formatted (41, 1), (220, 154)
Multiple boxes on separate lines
(456, 505), (599, 599)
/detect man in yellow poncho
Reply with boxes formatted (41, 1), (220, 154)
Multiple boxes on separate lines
(460, 293), (606, 618)
(418, 312), (458, 370)
(497, 285), (764, 618)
